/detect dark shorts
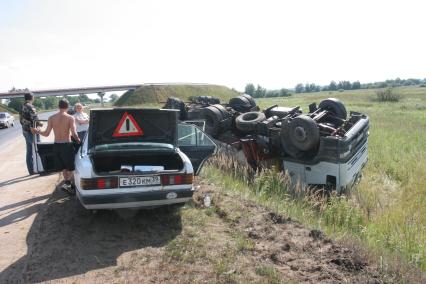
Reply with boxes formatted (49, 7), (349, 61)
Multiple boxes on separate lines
(53, 143), (75, 171)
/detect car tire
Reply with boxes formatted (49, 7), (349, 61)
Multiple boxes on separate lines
(287, 115), (320, 151)
(200, 106), (223, 137)
(235, 111), (266, 132)
(318, 98), (347, 120)
(229, 95), (252, 112)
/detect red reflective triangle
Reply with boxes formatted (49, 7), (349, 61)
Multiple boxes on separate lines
(112, 112), (144, 137)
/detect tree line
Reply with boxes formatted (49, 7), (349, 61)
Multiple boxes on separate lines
(245, 77), (426, 97)
(244, 83), (291, 98)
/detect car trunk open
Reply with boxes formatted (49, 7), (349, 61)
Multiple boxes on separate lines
(90, 143), (184, 174)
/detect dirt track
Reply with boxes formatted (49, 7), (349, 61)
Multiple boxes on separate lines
(0, 136), (386, 283)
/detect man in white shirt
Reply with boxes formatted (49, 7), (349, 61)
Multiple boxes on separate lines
(73, 103), (89, 141)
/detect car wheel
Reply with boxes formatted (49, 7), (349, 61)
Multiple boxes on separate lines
(288, 115), (320, 151)
(318, 98), (347, 120)
(235, 111), (266, 132)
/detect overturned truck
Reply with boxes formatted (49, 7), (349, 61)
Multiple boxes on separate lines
(164, 95), (369, 193)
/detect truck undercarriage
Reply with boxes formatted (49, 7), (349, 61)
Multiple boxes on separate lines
(164, 94), (369, 192)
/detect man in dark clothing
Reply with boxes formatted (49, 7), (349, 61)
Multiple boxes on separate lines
(20, 93), (41, 175)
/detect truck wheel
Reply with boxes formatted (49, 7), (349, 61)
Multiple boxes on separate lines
(229, 95), (252, 112)
(211, 104), (231, 132)
(241, 94), (256, 107)
(235, 111), (266, 132)
(288, 115), (319, 151)
(200, 106), (223, 137)
(318, 98), (347, 120)
(211, 104), (229, 118)
(163, 97), (187, 120)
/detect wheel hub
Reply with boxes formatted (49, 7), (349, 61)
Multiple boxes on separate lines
(294, 126), (307, 142)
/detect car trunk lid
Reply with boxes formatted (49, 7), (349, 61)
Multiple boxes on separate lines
(88, 108), (178, 150)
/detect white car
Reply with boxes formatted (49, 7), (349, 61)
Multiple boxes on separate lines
(32, 108), (217, 210)
(0, 112), (15, 128)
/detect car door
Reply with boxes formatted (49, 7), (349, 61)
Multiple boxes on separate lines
(178, 123), (217, 175)
(32, 119), (63, 174)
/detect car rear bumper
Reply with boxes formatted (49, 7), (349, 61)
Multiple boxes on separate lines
(76, 187), (194, 209)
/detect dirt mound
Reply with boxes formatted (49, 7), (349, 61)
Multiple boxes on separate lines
(114, 84), (240, 106)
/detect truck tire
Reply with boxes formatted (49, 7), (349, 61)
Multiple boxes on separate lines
(288, 115), (320, 151)
(164, 97), (187, 120)
(229, 95), (252, 112)
(241, 94), (256, 107)
(318, 98), (347, 120)
(200, 106), (223, 137)
(235, 111), (266, 132)
(211, 104), (232, 132)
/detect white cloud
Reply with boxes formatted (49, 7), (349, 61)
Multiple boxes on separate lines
(0, 0), (425, 92)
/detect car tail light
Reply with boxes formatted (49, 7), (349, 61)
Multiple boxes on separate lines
(80, 177), (118, 190)
(161, 174), (193, 185)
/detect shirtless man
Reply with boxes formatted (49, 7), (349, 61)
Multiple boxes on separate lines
(31, 99), (81, 193)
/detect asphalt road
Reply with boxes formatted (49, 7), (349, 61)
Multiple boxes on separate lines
(0, 111), (56, 147)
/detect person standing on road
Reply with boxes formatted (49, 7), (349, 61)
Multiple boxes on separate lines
(20, 92), (41, 175)
(73, 103), (89, 142)
(31, 99), (81, 194)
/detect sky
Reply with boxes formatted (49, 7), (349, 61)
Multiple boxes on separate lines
(0, 0), (425, 93)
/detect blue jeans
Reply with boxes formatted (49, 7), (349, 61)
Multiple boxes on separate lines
(22, 131), (39, 175)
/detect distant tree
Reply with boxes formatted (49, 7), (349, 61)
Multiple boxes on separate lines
(97, 92), (105, 107)
(304, 83), (311, 93)
(8, 98), (24, 112)
(279, 88), (291, 97)
(295, 83), (304, 93)
(352, 81), (361, 89)
(33, 100), (44, 109)
(79, 94), (91, 103)
(245, 83), (255, 96)
(93, 98), (101, 104)
(43, 96), (59, 109)
(329, 81), (337, 91)
(109, 94), (119, 102)
(254, 85), (267, 98)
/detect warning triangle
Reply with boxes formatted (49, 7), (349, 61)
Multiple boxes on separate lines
(112, 112), (144, 137)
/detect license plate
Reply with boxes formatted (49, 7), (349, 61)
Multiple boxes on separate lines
(119, 176), (161, 187)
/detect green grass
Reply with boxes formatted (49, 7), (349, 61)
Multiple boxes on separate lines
(0, 103), (17, 114)
(114, 84), (239, 106)
(202, 86), (426, 271)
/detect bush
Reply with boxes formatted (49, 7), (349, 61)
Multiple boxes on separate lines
(419, 84), (426, 88)
(375, 88), (401, 102)
(338, 89), (345, 92)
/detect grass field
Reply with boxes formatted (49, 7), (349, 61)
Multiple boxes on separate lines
(203, 86), (426, 272)
(0, 103), (17, 114)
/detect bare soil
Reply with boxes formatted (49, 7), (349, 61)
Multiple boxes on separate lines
(0, 138), (410, 283)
